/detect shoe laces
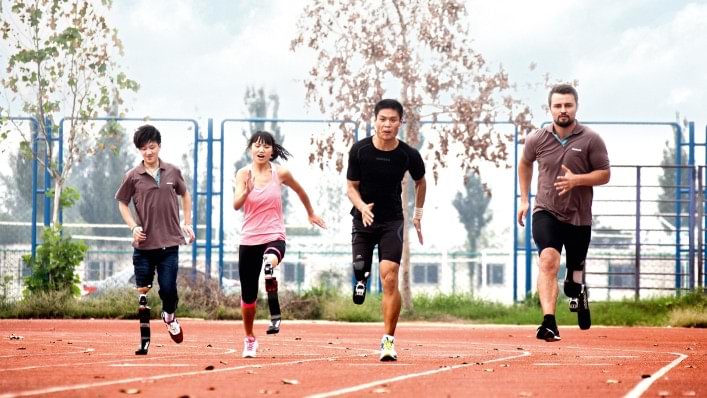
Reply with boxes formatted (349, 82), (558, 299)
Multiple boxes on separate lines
(382, 337), (394, 351)
(245, 337), (256, 351)
(167, 319), (180, 334)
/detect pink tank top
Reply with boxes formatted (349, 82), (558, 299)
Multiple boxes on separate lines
(240, 163), (286, 245)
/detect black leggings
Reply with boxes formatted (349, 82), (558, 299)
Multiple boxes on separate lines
(238, 240), (286, 304)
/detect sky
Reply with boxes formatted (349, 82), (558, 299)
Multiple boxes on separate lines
(109, 0), (707, 125)
(3, 0), (707, 251)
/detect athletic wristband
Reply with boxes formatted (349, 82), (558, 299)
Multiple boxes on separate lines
(413, 207), (423, 220)
(131, 225), (141, 233)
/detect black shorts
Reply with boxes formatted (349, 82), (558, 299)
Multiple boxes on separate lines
(351, 218), (404, 266)
(238, 240), (286, 304)
(532, 210), (591, 270)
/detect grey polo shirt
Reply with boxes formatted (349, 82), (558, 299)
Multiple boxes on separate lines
(115, 159), (188, 250)
(523, 123), (610, 226)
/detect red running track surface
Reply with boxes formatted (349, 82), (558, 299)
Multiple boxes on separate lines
(0, 319), (704, 397)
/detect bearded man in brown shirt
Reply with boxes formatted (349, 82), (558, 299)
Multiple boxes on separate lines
(517, 84), (611, 341)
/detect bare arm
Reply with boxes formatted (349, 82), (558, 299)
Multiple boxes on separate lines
(347, 179), (374, 227)
(412, 176), (427, 244)
(232, 168), (253, 211)
(118, 200), (146, 243)
(118, 201), (138, 230)
(180, 190), (195, 243)
(280, 166), (326, 229)
(517, 156), (533, 226)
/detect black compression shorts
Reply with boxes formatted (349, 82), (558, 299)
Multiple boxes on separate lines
(531, 210), (591, 270)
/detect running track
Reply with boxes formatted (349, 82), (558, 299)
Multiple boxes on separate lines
(0, 320), (704, 397)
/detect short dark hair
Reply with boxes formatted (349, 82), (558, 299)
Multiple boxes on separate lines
(248, 131), (292, 161)
(133, 124), (161, 148)
(548, 84), (578, 106)
(374, 99), (404, 119)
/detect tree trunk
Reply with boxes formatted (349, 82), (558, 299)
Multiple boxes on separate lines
(400, 176), (413, 311)
(51, 178), (62, 227)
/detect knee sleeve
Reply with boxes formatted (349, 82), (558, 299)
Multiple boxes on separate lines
(353, 255), (370, 281)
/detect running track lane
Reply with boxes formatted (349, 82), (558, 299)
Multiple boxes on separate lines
(0, 320), (704, 397)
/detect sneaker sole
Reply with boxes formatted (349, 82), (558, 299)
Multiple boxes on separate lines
(536, 328), (561, 342)
(380, 354), (397, 361)
(169, 330), (183, 344)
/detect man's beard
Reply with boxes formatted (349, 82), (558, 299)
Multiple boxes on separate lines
(555, 115), (574, 128)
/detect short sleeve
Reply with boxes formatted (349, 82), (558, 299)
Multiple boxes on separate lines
(115, 173), (135, 204)
(522, 130), (540, 162)
(346, 143), (360, 181)
(408, 148), (425, 181)
(173, 168), (187, 195)
(589, 135), (610, 170)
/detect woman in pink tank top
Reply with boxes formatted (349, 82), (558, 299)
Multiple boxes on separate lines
(232, 131), (326, 358)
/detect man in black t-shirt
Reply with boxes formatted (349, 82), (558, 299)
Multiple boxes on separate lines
(346, 98), (427, 361)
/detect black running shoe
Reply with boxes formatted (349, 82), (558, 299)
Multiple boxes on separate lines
(353, 281), (366, 305)
(536, 324), (561, 342)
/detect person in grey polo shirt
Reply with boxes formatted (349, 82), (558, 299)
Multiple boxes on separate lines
(116, 125), (195, 351)
(517, 84), (610, 341)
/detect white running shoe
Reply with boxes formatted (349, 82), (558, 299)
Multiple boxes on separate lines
(379, 336), (397, 361)
(242, 336), (258, 358)
(162, 312), (183, 344)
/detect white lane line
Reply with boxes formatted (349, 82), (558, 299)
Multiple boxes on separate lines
(2, 348), (237, 372)
(534, 363), (613, 366)
(109, 364), (192, 367)
(581, 355), (638, 359)
(0, 356), (340, 398)
(623, 352), (688, 398)
(305, 350), (531, 398)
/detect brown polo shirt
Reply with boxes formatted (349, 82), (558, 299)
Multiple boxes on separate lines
(115, 159), (188, 250)
(523, 122), (610, 226)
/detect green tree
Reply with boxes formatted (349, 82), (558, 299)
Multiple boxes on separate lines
(1, 0), (139, 226)
(291, 0), (533, 309)
(1, 0), (137, 295)
(453, 174), (492, 253)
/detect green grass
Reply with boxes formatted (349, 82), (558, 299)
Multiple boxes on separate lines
(1, 286), (704, 328)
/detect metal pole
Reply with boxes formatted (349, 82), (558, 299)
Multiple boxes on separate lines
(219, 119), (225, 289)
(191, 122), (199, 281)
(205, 118), (213, 278)
(688, 166), (696, 290)
(635, 166), (641, 300)
(675, 129), (683, 291)
(513, 125), (519, 302)
(30, 119), (39, 258)
(698, 166), (704, 288)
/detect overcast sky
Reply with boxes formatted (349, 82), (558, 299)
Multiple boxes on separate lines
(3, 1), (706, 250)
(111, 0), (707, 125)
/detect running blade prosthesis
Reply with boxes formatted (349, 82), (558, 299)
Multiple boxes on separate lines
(264, 263), (281, 334)
(135, 295), (150, 355)
(569, 285), (591, 330)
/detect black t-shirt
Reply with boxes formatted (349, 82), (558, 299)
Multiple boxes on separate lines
(346, 136), (426, 222)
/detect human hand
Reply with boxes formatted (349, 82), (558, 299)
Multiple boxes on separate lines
(132, 226), (146, 243)
(554, 165), (577, 196)
(517, 202), (529, 226)
(413, 217), (423, 245)
(309, 214), (327, 229)
(181, 224), (195, 244)
(359, 202), (375, 227)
